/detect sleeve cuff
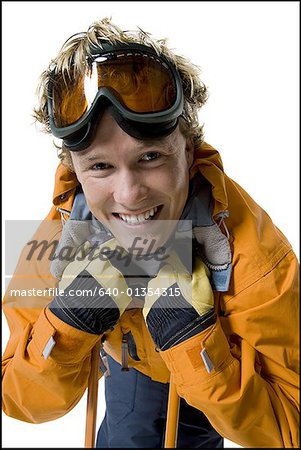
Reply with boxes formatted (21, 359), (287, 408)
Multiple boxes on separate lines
(31, 308), (101, 365)
(160, 318), (234, 385)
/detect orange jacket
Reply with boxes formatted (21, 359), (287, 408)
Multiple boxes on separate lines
(2, 142), (299, 447)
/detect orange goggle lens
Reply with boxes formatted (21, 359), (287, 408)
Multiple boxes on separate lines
(51, 51), (177, 128)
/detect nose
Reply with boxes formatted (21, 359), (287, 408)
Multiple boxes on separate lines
(113, 169), (148, 208)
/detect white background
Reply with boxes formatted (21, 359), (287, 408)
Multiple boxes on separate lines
(2, 1), (299, 448)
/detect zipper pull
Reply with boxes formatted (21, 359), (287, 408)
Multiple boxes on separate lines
(99, 346), (110, 378)
(216, 210), (230, 239)
(121, 334), (130, 371)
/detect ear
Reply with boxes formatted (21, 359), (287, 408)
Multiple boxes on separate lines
(185, 139), (194, 168)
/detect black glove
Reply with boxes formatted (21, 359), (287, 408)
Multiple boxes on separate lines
(49, 238), (132, 334)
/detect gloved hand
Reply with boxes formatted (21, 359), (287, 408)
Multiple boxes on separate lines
(49, 237), (132, 334)
(143, 251), (215, 350)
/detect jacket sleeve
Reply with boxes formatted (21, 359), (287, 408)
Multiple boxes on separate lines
(160, 249), (300, 448)
(2, 219), (102, 423)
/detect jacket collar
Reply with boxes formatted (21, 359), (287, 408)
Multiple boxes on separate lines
(52, 143), (231, 292)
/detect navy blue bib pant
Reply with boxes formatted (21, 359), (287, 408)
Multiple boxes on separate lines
(96, 355), (223, 448)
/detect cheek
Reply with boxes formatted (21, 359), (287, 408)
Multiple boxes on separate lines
(169, 156), (190, 191)
(168, 158), (191, 214)
(146, 166), (187, 197)
(146, 154), (190, 199)
(79, 178), (108, 215)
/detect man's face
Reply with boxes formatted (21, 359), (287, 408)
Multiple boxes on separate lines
(71, 111), (194, 252)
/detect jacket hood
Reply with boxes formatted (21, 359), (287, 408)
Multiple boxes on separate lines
(190, 142), (228, 217)
(52, 163), (79, 206)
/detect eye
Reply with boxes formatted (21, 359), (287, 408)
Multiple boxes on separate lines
(141, 152), (161, 162)
(91, 162), (112, 171)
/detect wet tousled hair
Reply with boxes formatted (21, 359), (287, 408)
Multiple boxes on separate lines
(33, 17), (208, 170)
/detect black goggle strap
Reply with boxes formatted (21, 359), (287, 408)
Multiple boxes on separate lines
(108, 107), (178, 140)
(63, 122), (93, 150)
(63, 105), (179, 152)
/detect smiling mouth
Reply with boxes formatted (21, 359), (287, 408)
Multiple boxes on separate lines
(112, 205), (163, 225)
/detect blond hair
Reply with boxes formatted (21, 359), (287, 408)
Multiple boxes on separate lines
(33, 17), (208, 170)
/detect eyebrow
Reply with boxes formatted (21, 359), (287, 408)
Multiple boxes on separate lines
(80, 138), (174, 163)
(84, 154), (109, 162)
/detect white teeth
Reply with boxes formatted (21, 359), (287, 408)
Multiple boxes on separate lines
(118, 206), (159, 224)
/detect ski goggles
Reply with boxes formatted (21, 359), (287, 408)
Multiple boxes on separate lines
(47, 42), (184, 150)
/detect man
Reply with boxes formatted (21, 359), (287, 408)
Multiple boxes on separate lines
(2, 17), (299, 448)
